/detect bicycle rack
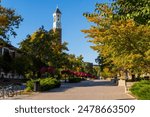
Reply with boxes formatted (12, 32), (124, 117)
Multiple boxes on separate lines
(0, 84), (22, 99)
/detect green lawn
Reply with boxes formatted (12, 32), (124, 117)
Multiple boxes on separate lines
(130, 80), (150, 100)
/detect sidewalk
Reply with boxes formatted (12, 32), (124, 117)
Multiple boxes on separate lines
(5, 80), (135, 100)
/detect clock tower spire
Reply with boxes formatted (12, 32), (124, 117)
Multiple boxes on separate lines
(53, 7), (62, 43)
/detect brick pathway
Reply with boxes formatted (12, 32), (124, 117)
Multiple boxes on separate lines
(10, 80), (135, 100)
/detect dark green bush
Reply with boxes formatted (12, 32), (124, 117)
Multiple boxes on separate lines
(26, 78), (61, 91)
(40, 78), (61, 91)
(68, 77), (82, 83)
(130, 80), (150, 100)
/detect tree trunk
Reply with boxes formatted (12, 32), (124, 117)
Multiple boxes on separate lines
(132, 74), (135, 81)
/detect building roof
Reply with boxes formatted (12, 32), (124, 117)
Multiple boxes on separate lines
(0, 39), (18, 50)
(54, 7), (61, 14)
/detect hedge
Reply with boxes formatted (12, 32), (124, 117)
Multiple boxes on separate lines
(26, 78), (61, 91)
(68, 77), (82, 83)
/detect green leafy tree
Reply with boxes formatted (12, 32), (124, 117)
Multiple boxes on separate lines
(83, 62), (94, 75)
(19, 27), (68, 78)
(0, 1), (23, 40)
(65, 54), (84, 72)
(12, 55), (30, 77)
(113, 0), (150, 25)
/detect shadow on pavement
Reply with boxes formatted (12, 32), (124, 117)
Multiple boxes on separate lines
(43, 80), (116, 93)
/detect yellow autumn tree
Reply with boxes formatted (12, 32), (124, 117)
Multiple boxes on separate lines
(82, 3), (150, 77)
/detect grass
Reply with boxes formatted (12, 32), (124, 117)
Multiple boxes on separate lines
(130, 80), (150, 100)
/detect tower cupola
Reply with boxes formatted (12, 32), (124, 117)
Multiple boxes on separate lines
(53, 7), (62, 29)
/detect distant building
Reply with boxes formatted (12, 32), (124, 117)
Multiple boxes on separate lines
(84, 62), (93, 68)
(0, 39), (23, 79)
(0, 39), (20, 58)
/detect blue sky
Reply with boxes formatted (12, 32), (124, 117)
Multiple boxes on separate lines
(1, 0), (111, 64)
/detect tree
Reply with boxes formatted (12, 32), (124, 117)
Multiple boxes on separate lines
(95, 55), (104, 72)
(83, 62), (94, 75)
(19, 27), (68, 78)
(113, 0), (150, 25)
(0, 1), (23, 40)
(64, 54), (85, 72)
(12, 55), (30, 77)
(82, 3), (150, 79)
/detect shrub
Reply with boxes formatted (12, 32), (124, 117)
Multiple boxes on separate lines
(130, 80), (150, 100)
(26, 78), (61, 92)
(68, 77), (82, 83)
(24, 87), (32, 92)
(26, 79), (35, 91)
(138, 85), (150, 100)
(40, 78), (61, 91)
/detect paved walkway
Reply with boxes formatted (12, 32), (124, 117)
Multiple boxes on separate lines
(9, 80), (135, 100)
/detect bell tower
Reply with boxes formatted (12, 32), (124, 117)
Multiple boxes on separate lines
(53, 7), (62, 44)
